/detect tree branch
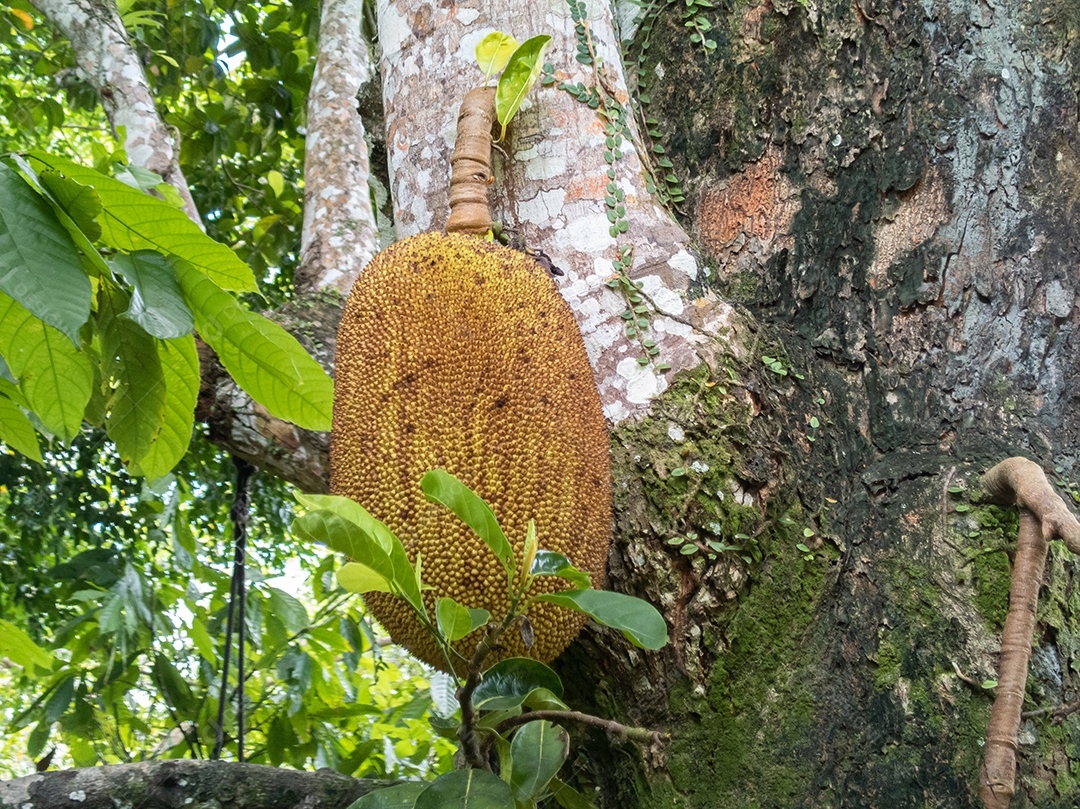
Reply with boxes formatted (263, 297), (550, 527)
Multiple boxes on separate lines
(495, 709), (665, 745)
(29, 0), (201, 222)
(0, 760), (392, 809)
(296, 0), (380, 296)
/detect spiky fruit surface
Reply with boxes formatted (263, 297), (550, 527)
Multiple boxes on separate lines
(331, 231), (611, 670)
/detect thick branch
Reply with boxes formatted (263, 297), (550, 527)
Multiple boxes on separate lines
(30, 0), (201, 222)
(296, 0), (380, 296)
(978, 457), (1080, 809)
(0, 760), (391, 809)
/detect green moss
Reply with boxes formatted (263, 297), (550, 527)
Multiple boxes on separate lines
(661, 512), (827, 808)
(972, 550), (1011, 631)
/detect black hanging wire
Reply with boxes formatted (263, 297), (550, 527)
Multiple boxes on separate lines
(211, 456), (256, 761)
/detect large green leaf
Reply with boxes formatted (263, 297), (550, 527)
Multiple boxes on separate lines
(509, 720), (569, 805)
(436, 597), (489, 642)
(534, 589), (668, 650)
(110, 251), (194, 339)
(293, 510), (423, 614)
(472, 657), (563, 711)
(0, 162), (91, 344)
(530, 550), (592, 589)
(175, 260), (333, 430)
(413, 769), (513, 809)
(0, 618), (54, 674)
(294, 493), (399, 554)
(352, 781), (429, 809)
(337, 561), (394, 595)
(101, 287), (167, 469)
(28, 152), (257, 293)
(494, 35), (552, 141)
(0, 291), (93, 441)
(0, 393), (42, 462)
(136, 335), (198, 481)
(38, 169), (103, 242)
(421, 469), (515, 575)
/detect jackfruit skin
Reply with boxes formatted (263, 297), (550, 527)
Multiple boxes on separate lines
(331, 231), (611, 670)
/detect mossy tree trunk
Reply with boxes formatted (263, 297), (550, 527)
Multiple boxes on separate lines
(551, 0), (1080, 806)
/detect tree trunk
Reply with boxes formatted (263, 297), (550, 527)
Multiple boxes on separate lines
(551, 0), (1080, 806)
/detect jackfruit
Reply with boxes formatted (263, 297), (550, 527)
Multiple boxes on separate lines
(331, 231), (611, 670)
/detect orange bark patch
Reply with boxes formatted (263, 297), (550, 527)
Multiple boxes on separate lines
(566, 171), (610, 202)
(697, 149), (797, 252)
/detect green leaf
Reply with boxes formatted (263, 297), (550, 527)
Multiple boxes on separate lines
(187, 620), (216, 663)
(522, 686), (569, 711)
(0, 619), (53, 674)
(136, 335), (198, 480)
(413, 768), (513, 809)
(535, 589), (668, 649)
(110, 251), (193, 339)
(100, 287), (167, 469)
(421, 469), (515, 576)
(43, 674), (75, 724)
(337, 561), (393, 595)
(549, 776), (595, 809)
(475, 31), (518, 82)
(353, 781), (429, 809)
(472, 657), (563, 711)
(510, 720), (569, 804)
(0, 163), (91, 344)
(293, 509), (423, 615)
(530, 550), (592, 589)
(175, 260), (333, 430)
(152, 653), (195, 715)
(0, 291), (93, 441)
(28, 152), (257, 293)
(494, 35), (552, 140)
(266, 170), (285, 198)
(267, 586), (309, 634)
(38, 169), (103, 242)
(436, 597), (488, 642)
(0, 393), (42, 463)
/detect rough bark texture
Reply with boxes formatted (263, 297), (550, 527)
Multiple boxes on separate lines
(296, 0), (380, 296)
(375, 0), (739, 422)
(551, 0), (1080, 806)
(29, 0), (201, 222)
(0, 760), (387, 809)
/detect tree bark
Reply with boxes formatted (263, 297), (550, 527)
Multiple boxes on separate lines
(0, 760), (388, 809)
(296, 0), (380, 297)
(29, 0), (200, 223)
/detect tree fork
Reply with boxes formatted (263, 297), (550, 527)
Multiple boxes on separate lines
(979, 457), (1080, 808)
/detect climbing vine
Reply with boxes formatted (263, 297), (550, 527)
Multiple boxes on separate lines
(541, 0), (670, 371)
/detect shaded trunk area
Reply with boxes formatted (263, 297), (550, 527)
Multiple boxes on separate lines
(558, 0), (1080, 805)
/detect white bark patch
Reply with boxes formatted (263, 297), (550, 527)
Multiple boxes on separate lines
(376, 0), (738, 422)
(34, 0), (201, 223)
(297, 0), (379, 295)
